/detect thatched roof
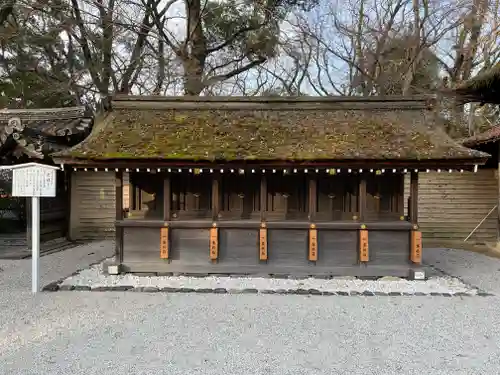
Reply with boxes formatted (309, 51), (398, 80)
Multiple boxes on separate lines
(0, 106), (93, 161)
(453, 64), (500, 104)
(53, 95), (489, 166)
(462, 125), (500, 148)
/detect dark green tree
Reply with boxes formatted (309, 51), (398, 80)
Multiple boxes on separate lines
(150, 0), (319, 95)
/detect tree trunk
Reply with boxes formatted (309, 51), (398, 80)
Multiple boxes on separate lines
(182, 0), (207, 95)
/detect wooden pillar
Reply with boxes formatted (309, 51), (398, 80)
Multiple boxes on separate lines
(397, 173), (405, 219)
(409, 171), (421, 264)
(409, 171), (419, 224)
(115, 171), (123, 220)
(358, 175), (367, 221)
(68, 170), (79, 240)
(64, 169), (72, 240)
(210, 223), (218, 260)
(259, 223), (267, 261)
(115, 171), (124, 262)
(411, 230), (422, 263)
(160, 226), (169, 259)
(260, 174), (267, 221)
(308, 176), (317, 221)
(359, 226), (369, 262)
(259, 175), (268, 260)
(210, 176), (220, 261)
(163, 173), (171, 221)
(358, 175), (369, 262)
(308, 176), (318, 261)
(259, 174), (268, 262)
(161, 173), (171, 260)
(211, 175), (220, 221)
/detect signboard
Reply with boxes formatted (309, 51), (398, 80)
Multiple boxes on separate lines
(12, 165), (56, 197)
(0, 162), (59, 293)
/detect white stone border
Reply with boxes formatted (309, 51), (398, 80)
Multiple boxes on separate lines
(41, 258), (489, 297)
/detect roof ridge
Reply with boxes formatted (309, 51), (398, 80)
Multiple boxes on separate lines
(111, 95), (438, 111)
(112, 94), (437, 102)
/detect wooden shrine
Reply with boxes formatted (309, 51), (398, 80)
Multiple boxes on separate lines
(53, 95), (489, 277)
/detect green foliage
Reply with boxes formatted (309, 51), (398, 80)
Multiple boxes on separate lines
(202, 0), (318, 60)
(0, 0), (81, 108)
(0, 69), (77, 108)
(352, 33), (441, 96)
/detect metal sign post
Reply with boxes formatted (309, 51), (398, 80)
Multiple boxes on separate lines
(0, 163), (59, 293)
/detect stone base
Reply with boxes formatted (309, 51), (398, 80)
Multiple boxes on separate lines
(106, 264), (121, 275)
(409, 268), (426, 280)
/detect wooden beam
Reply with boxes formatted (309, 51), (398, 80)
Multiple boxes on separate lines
(410, 171), (419, 224)
(212, 175), (220, 221)
(309, 224), (318, 261)
(210, 224), (218, 260)
(54, 157), (487, 170)
(411, 230), (422, 264)
(308, 175), (317, 221)
(160, 226), (169, 259)
(163, 174), (171, 221)
(117, 219), (413, 230)
(259, 224), (267, 261)
(260, 174), (267, 221)
(358, 175), (367, 221)
(359, 228), (369, 262)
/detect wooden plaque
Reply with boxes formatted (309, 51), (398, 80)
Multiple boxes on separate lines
(359, 229), (369, 262)
(411, 231), (422, 264)
(209, 227), (218, 260)
(309, 228), (318, 261)
(259, 228), (268, 260)
(160, 227), (169, 259)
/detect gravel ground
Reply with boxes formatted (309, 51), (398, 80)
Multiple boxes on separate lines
(424, 248), (500, 294)
(1, 242), (500, 375)
(59, 259), (478, 295)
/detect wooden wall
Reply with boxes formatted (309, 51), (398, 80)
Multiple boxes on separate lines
(69, 171), (117, 240)
(70, 170), (498, 243)
(404, 170), (498, 243)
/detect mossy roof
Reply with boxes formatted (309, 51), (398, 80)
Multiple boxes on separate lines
(54, 96), (489, 163)
(462, 125), (500, 148)
(453, 64), (500, 104)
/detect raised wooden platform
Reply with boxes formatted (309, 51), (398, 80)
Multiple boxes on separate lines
(116, 219), (421, 277)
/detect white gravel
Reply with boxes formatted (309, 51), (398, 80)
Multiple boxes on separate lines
(59, 258), (478, 295)
(3, 243), (500, 375)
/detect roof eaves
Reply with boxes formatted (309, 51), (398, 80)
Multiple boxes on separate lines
(462, 125), (500, 148)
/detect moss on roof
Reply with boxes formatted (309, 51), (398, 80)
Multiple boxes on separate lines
(454, 64), (500, 104)
(55, 98), (488, 162)
(462, 125), (500, 148)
